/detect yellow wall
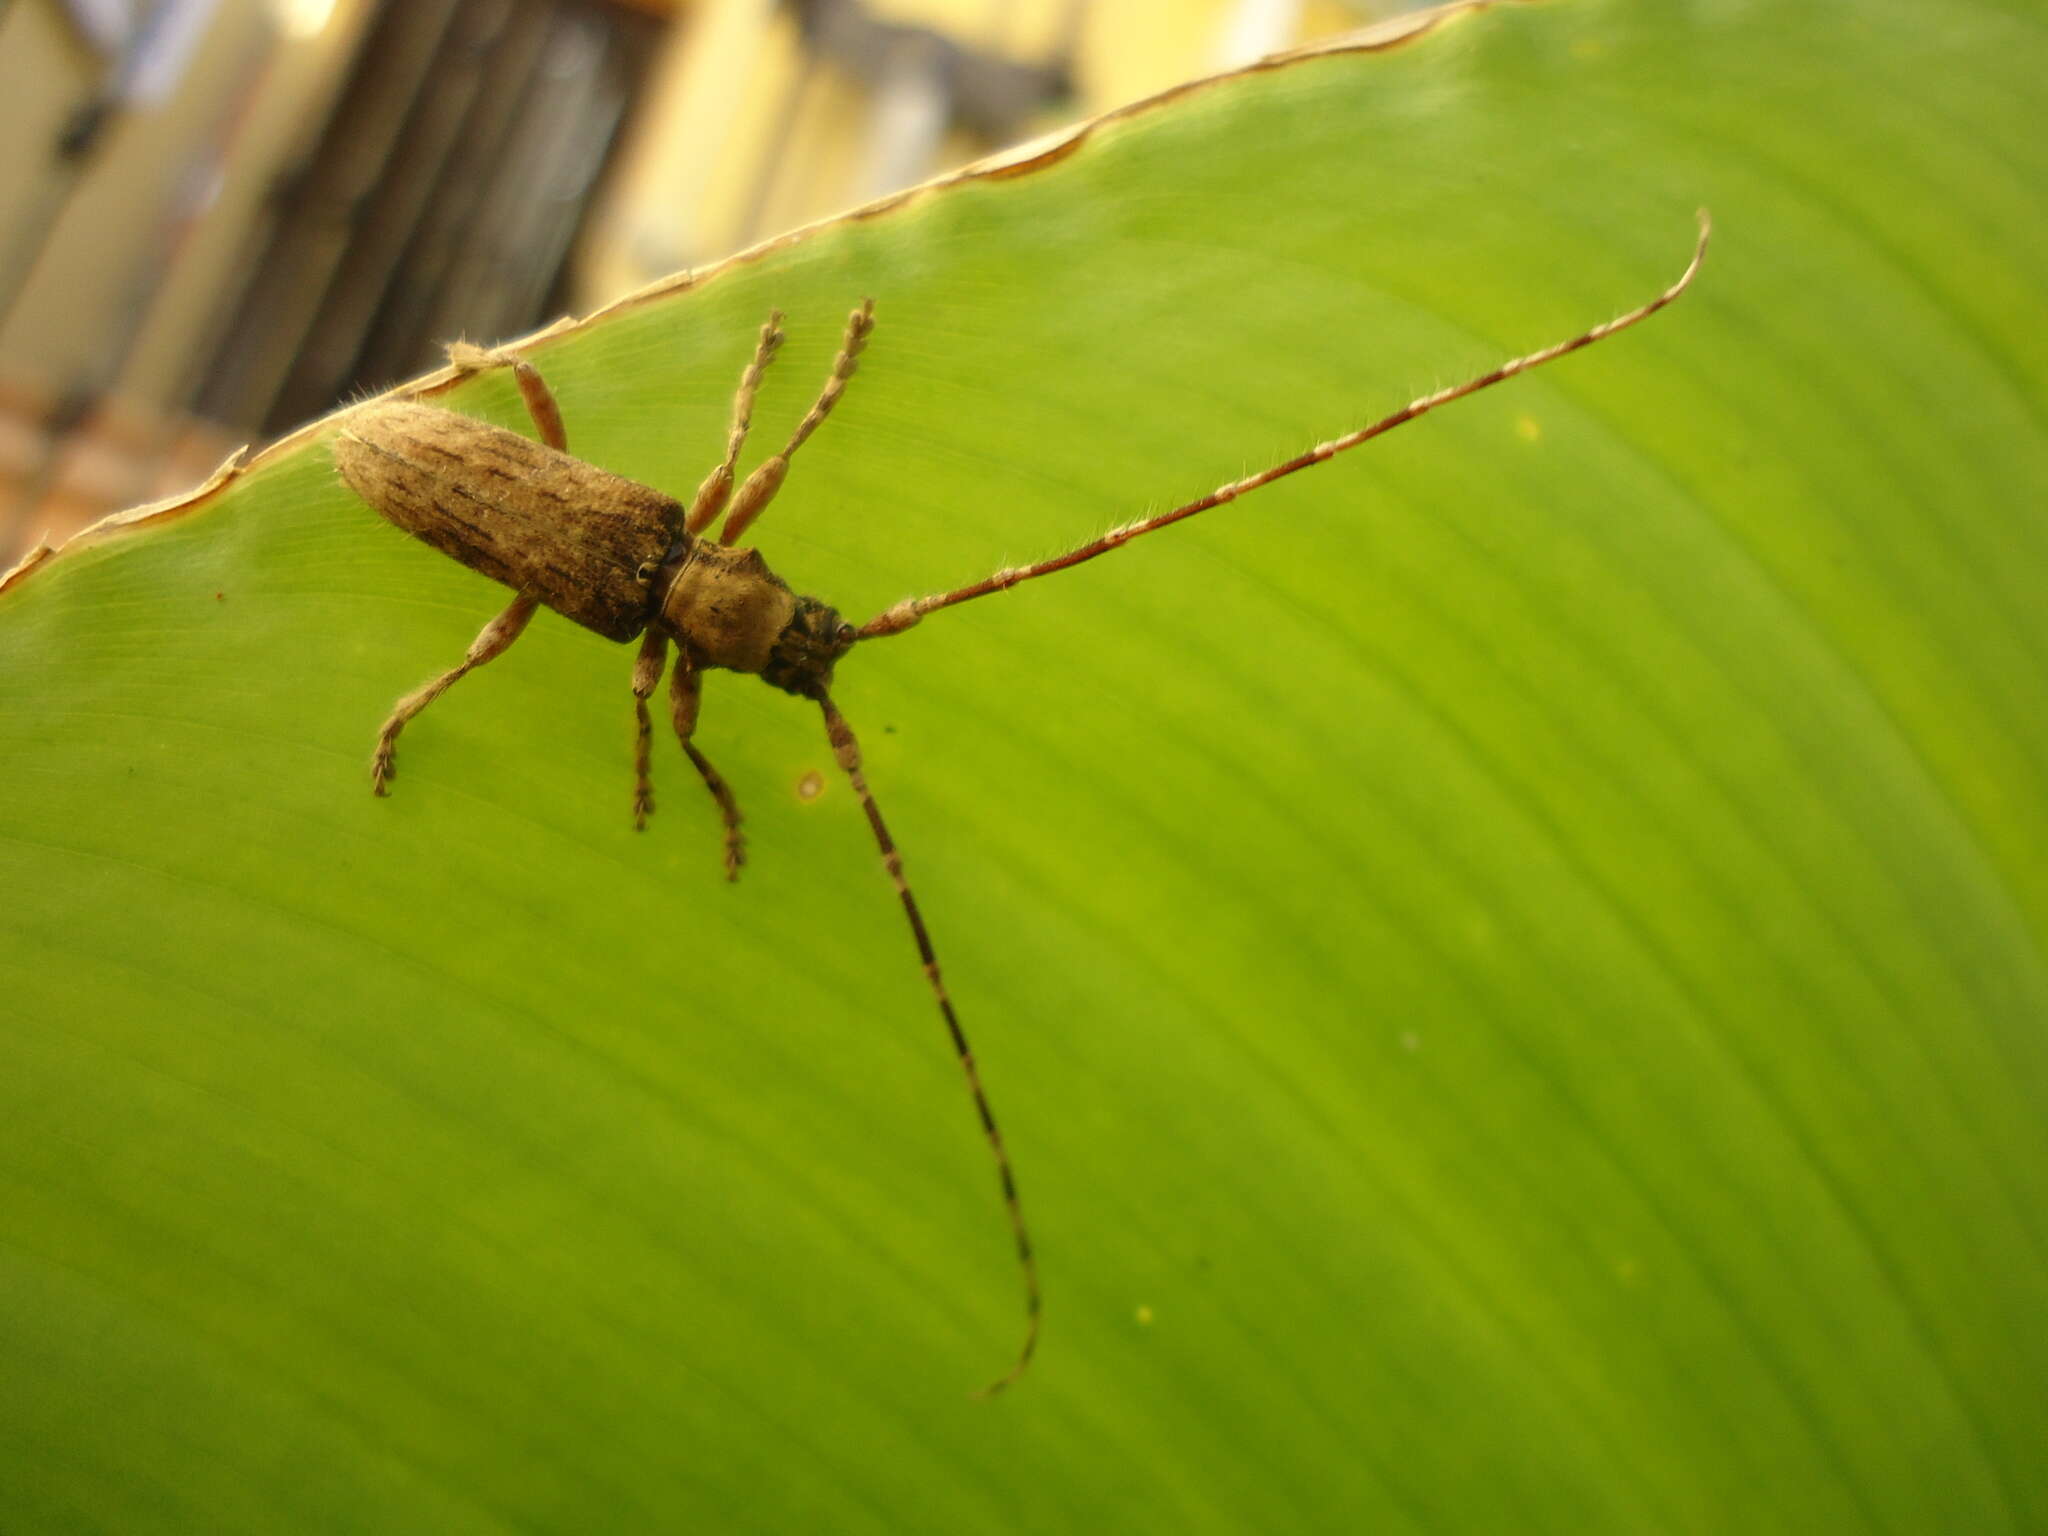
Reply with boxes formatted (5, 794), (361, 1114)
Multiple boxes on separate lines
(0, 0), (372, 404)
(580, 0), (1383, 304)
(0, 0), (1383, 405)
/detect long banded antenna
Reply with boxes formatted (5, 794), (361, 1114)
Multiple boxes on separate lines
(816, 690), (1040, 1396)
(858, 212), (1710, 640)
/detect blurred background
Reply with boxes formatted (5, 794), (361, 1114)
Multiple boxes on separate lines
(0, 0), (1401, 566)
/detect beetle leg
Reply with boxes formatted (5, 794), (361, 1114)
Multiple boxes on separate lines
(371, 592), (540, 796)
(446, 341), (568, 452)
(719, 298), (875, 546)
(670, 648), (746, 880)
(632, 629), (668, 830)
(686, 312), (786, 536)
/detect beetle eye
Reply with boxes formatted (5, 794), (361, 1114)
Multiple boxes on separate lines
(837, 624), (857, 646)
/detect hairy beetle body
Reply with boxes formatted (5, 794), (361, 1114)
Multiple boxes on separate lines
(335, 402), (679, 643)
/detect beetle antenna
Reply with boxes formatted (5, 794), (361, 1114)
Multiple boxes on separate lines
(815, 688), (1040, 1396)
(857, 211), (1710, 640)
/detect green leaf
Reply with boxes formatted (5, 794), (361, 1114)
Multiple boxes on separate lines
(4, 2), (2044, 1529)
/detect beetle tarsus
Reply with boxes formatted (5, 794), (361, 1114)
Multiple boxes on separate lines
(665, 650), (747, 879)
(363, 594), (541, 809)
(631, 632), (668, 831)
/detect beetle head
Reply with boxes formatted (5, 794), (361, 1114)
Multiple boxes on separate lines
(762, 596), (858, 696)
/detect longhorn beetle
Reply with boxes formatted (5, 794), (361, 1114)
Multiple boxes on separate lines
(332, 213), (1710, 1396)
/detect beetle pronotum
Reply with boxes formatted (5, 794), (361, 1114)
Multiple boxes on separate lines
(333, 213), (1709, 1395)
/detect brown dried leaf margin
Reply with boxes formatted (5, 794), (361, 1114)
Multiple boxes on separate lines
(0, 0), (1508, 603)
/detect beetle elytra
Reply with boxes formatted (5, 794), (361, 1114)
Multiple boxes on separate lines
(332, 213), (1709, 1395)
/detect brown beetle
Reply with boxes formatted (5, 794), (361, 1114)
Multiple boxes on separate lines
(334, 307), (872, 870)
(331, 216), (1708, 1395)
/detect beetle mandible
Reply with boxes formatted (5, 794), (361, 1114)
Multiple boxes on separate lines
(332, 214), (1709, 1396)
